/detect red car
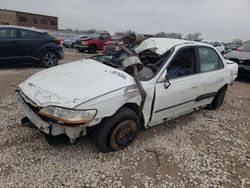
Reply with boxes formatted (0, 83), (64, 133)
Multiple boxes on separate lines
(75, 32), (112, 53)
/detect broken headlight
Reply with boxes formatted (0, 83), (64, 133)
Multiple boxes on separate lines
(39, 106), (96, 125)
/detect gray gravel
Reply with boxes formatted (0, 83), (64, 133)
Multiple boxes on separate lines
(0, 49), (250, 187)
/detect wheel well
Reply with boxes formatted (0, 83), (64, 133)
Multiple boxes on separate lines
(121, 103), (145, 129)
(89, 44), (97, 48)
(220, 84), (228, 91)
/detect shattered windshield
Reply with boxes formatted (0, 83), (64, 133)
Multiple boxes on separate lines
(91, 47), (174, 81)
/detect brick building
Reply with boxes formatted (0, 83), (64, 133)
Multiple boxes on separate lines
(0, 9), (58, 30)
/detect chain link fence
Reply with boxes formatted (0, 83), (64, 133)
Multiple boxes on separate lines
(47, 30), (88, 40)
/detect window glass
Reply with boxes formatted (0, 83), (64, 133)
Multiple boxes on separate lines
(33, 18), (37, 24)
(0, 28), (17, 39)
(20, 29), (39, 39)
(41, 19), (48, 25)
(101, 34), (110, 40)
(167, 47), (195, 80)
(198, 47), (223, 73)
(19, 16), (27, 22)
(238, 41), (250, 52)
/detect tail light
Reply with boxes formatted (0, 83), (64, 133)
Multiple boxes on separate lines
(54, 38), (62, 45)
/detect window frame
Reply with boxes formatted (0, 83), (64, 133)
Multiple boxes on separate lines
(196, 46), (224, 74)
(0, 28), (18, 39)
(19, 29), (40, 39)
(165, 46), (199, 80)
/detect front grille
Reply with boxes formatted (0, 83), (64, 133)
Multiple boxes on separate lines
(229, 58), (250, 66)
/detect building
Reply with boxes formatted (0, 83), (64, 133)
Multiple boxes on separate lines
(0, 9), (58, 30)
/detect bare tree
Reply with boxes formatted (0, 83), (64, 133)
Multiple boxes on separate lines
(165, 33), (182, 39)
(114, 30), (135, 37)
(185, 32), (203, 41)
(155, 32), (167, 38)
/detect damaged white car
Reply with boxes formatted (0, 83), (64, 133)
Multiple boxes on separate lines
(17, 38), (238, 152)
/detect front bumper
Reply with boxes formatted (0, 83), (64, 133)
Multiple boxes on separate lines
(75, 44), (89, 50)
(17, 92), (86, 140)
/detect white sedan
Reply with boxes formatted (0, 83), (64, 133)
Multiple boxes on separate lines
(17, 38), (238, 152)
(202, 40), (226, 55)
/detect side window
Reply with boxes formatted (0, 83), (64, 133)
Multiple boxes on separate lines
(198, 47), (223, 73)
(20, 29), (38, 39)
(101, 34), (110, 41)
(0, 28), (17, 39)
(167, 47), (196, 80)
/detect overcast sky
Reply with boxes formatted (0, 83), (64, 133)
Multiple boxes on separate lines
(1, 0), (250, 41)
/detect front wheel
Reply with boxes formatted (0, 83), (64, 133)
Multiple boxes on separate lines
(40, 51), (58, 68)
(94, 107), (139, 152)
(88, 45), (97, 54)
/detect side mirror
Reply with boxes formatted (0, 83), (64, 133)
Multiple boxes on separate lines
(164, 74), (171, 89)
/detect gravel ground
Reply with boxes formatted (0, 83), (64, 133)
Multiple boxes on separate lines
(0, 48), (250, 187)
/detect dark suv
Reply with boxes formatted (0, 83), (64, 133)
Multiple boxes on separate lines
(0, 25), (64, 68)
(224, 41), (250, 77)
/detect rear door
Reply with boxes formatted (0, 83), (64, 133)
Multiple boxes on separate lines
(149, 46), (200, 126)
(193, 46), (226, 108)
(0, 28), (21, 59)
(17, 29), (45, 59)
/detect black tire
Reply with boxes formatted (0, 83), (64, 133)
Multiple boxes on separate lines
(78, 49), (84, 53)
(40, 51), (58, 68)
(88, 45), (97, 54)
(94, 107), (139, 152)
(209, 86), (227, 110)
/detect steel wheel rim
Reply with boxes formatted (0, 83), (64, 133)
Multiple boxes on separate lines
(110, 120), (137, 150)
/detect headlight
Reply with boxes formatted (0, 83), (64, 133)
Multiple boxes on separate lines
(81, 41), (88, 45)
(39, 106), (96, 125)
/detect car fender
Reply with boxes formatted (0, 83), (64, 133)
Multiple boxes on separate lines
(75, 86), (142, 127)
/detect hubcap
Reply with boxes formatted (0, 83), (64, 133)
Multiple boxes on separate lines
(110, 120), (137, 150)
(44, 52), (57, 67)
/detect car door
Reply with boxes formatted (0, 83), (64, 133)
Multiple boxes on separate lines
(0, 28), (21, 59)
(149, 46), (200, 126)
(99, 34), (110, 50)
(193, 46), (225, 108)
(17, 29), (45, 59)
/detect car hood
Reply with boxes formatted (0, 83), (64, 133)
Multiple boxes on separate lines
(224, 50), (250, 60)
(19, 59), (134, 108)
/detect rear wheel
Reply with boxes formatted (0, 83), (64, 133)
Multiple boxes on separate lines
(209, 86), (227, 110)
(94, 107), (139, 152)
(40, 51), (58, 68)
(88, 45), (97, 54)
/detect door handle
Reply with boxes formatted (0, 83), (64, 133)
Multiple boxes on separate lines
(192, 86), (198, 89)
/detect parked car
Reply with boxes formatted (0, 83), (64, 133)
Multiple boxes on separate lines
(202, 40), (226, 55)
(75, 32), (112, 53)
(0, 25), (64, 68)
(63, 39), (76, 48)
(17, 38), (238, 152)
(62, 39), (76, 48)
(224, 40), (250, 77)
